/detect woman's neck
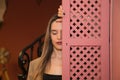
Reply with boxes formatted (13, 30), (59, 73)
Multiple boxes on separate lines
(52, 48), (62, 59)
(44, 48), (62, 74)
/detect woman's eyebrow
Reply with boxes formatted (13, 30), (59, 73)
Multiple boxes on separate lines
(51, 30), (57, 31)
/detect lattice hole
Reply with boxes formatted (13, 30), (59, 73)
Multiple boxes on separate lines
(70, 0), (101, 39)
(70, 45), (101, 80)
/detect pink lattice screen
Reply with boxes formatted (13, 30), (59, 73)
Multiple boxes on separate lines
(69, 46), (101, 80)
(62, 0), (110, 80)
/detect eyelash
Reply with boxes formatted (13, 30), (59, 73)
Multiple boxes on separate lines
(52, 32), (57, 35)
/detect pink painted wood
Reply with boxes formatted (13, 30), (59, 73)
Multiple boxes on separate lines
(62, 0), (110, 80)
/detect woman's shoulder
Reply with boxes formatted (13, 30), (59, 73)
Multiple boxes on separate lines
(27, 57), (43, 80)
(30, 57), (42, 65)
(28, 57), (42, 72)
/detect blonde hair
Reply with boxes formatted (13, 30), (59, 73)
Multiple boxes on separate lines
(32, 14), (62, 80)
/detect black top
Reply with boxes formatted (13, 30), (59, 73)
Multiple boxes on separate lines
(43, 73), (62, 80)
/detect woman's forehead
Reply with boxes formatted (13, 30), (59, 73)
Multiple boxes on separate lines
(55, 18), (62, 22)
(52, 18), (62, 25)
(51, 19), (62, 30)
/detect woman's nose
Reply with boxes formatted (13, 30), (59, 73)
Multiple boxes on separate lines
(57, 31), (62, 40)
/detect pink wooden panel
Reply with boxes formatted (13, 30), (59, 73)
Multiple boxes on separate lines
(62, 0), (110, 80)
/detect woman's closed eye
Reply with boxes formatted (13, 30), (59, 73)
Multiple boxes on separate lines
(51, 30), (58, 35)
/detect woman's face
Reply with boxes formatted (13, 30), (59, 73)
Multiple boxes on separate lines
(50, 18), (62, 51)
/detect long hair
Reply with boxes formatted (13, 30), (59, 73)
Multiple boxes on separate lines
(33, 14), (62, 79)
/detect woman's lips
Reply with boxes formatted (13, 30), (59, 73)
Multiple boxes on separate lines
(56, 42), (62, 45)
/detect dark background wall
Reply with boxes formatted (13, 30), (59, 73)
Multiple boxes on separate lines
(0, 0), (61, 80)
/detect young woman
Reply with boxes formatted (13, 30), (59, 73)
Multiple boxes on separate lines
(27, 6), (64, 80)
